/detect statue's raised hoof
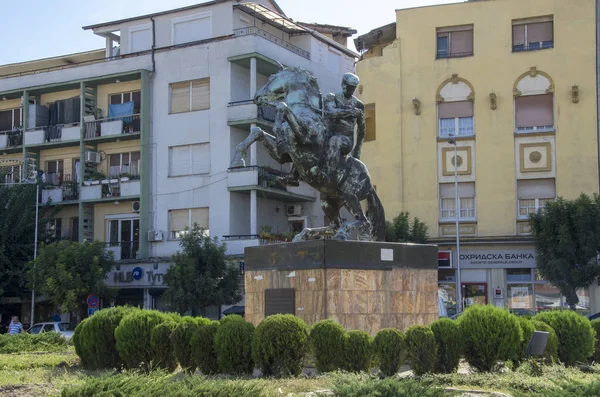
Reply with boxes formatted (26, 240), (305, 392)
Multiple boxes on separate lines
(251, 126), (262, 135)
(229, 158), (246, 168)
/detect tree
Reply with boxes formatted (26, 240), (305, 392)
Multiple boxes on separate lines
(385, 211), (429, 243)
(27, 241), (115, 318)
(0, 183), (53, 299)
(163, 225), (243, 315)
(529, 193), (600, 310)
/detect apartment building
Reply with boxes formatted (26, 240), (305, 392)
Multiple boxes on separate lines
(355, 0), (600, 317)
(0, 0), (357, 322)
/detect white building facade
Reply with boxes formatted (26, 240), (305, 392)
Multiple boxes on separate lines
(0, 0), (357, 319)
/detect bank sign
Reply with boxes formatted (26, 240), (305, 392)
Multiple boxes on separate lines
(458, 249), (536, 269)
(106, 263), (170, 287)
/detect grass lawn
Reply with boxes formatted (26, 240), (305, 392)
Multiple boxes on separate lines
(0, 349), (598, 396)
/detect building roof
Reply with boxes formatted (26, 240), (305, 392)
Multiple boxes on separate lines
(297, 22), (357, 37)
(354, 22), (396, 53)
(82, 0), (286, 30)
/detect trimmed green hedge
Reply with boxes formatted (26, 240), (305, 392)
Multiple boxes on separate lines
(405, 325), (437, 376)
(191, 321), (220, 375)
(114, 310), (169, 371)
(591, 319), (600, 363)
(430, 317), (462, 374)
(150, 321), (178, 372)
(535, 310), (595, 365)
(459, 305), (523, 372)
(252, 314), (310, 377)
(309, 320), (346, 373)
(373, 328), (406, 376)
(343, 330), (373, 373)
(72, 306), (140, 369)
(171, 318), (210, 373)
(215, 315), (255, 375)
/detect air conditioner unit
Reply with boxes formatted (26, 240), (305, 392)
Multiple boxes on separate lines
(147, 230), (163, 242)
(132, 201), (140, 212)
(84, 151), (101, 164)
(286, 204), (303, 216)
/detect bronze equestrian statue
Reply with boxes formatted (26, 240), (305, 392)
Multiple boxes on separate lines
(230, 65), (385, 242)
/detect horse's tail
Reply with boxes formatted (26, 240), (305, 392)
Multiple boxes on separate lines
(367, 188), (386, 241)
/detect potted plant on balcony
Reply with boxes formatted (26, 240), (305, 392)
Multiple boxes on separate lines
(119, 172), (133, 182)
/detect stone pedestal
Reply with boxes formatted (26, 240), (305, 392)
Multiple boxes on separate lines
(243, 240), (439, 335)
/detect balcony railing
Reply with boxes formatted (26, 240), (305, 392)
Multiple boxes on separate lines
(436, 51), (474, 59)
(84, 114), (141, 139)
(227, 100), (277, 124)
(0, 129), (23, 148)
(106, 241), (139, 260)
(41, 174), (79, 202)
(234, 27), (310, 59)
(513, 41), (554, 52)
(42, 124), (81, 143)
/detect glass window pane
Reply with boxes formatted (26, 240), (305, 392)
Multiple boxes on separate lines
(534, 283), (561, 313)
(437, 35), (449, 57)
(508, 284), (534, 310)
(462, 284), (487, 307)
(438, 284), (456, 318)
(439, 118), (455, 137)
(438, 269), (456, 282)
(458, 117), (474, 136)
(507, 268), (532, 282)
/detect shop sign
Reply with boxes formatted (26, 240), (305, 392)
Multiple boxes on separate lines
(112, 268), (166, 286)
(459, 249), (536, 268)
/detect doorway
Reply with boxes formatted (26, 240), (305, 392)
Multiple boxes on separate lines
(107, 218), (139, 260)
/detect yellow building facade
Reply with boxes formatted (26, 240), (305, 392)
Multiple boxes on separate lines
(356, 0), (600, 316)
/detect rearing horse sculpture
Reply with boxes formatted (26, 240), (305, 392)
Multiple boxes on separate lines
(230, 65), (385, 241)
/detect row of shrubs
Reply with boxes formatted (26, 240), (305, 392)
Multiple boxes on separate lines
(73, 305), (599, 377)
(0, 332), (68, 354)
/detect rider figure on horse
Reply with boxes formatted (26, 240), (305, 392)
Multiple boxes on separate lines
(279, 72), (366, 187)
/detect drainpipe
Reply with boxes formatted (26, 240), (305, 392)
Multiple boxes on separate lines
(150, 16), (156, 76)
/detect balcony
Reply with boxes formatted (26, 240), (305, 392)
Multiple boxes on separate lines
(234, 27), (310, 60)
(81, 176), (140, 201)
(227, 166), (315, 202)
(84, 114), (141, 142)
(41, 175), (78, 204)
(0, 129), (23, 151)
(106, 241), (139, 261)
(25, 124), (80, 147)
(227, 101), (276, 128)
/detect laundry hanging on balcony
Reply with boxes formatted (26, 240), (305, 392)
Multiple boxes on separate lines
(109, 101), (134, 119)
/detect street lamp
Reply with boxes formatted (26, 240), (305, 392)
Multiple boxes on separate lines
(448, 135), (462, 314)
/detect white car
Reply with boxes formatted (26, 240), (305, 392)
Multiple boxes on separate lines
(27, 322), (74, 340)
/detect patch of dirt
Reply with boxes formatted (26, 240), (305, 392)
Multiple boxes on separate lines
(0, 384), (50, 397)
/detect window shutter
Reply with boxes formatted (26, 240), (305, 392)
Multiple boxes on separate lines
(173, 15), (211, 45)
(438, 101), (473, 118)
(190, 207), (209, 229)
(0, 110), (13, 131)
(191, 79), (210, 110)
(169, 146), (190, 176)
(440, 182), (475, 198)
(517, 179), (556, 199)
(191, 143), (210, 174)
(170, 82), (190, 113)
(450, 30), (473, 54)
(515, 94), (553, 128)
(437, 25), (473, 34)
(169, 209), (189, 232)
(130, 28), (152, 52)
(513, 25), (525, 46)
(527, 22), (553, 43)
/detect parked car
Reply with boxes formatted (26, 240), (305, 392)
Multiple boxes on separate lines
(27, 322), (74, 340)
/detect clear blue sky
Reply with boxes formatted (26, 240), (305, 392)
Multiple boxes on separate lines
(0, 0), (460, 65)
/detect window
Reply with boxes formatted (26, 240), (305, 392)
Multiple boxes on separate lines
(170, 78), (210, 113)
(439, 182), (476, 221)
(507, 268), (533, 283)
(169, 143), (210, 176)
(107, 218), (139, 260)
(45, 160), (64, 185)
(108, 152), (140, 177)
(169, 208), (209, 239)
(47, 219), (62, 240)
(513, 17), (553, 52)
(0, 108), (22, 131)
(515, 94), (553, 132)
(438, 101), (474, 137)
(365, 104), (376, 142)
(517, 179), (555, 219)
(172, 12), (211, 45)
(110, 91), (141, 114)
(129, 25), (152, 53)
(436, 25), (474, 58)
